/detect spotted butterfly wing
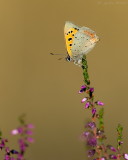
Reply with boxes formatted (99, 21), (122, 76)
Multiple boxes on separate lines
(71, 27), (98, 63)
(64, 22), (80, 58)
(64, 21), (99, 65)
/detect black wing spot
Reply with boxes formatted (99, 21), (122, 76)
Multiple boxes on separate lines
(74, 28), (79, 31)
(72, 34), (74, 36)
(69, 44), (72, 46)
(68, 38), (72, 41)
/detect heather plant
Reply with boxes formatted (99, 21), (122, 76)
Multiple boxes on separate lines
(0, 115), (34, 160)
(80, 55), (128, 160)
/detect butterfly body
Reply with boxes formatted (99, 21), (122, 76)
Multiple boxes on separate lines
(64, 21), (99, 65)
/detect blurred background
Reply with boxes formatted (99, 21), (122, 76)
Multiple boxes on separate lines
(0, 0), (128, 159)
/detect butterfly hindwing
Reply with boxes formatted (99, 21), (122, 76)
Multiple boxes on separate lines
(71, 28), (97, 61)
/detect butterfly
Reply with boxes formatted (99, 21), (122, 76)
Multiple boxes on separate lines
(64, 21), (99, 65)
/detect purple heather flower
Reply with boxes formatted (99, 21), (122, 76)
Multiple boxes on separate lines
(90, 88), (94, 92)
(93, 158), (106, 160)
(17, 154), (24, 160)
(80, 132), (90, 141)
(82, 131), (90, 137)
(26, 130), (33, 135)
(89, 88), (94, 97)
(26, 137), (34, 143)
(11, 129), (19, 135)
(85, 102), (90, 109)
(4, 155), (10, 160)
(86, 122), (96, 129)
(124, 154), (128, 160)
(87, 137), (97, 147)
(109, 154), (117, 159)
(79, 85), (86, 93)
(88, 149), (96, 157)
(0, 142), (5, 149)
(81, 85), (86, 89)
(92, 108), (96, 115)
(11, 128), (24, 135)
(17, 128), (24, 134)
(10, 117), (34, 160)
(5, 147), (10, 154)
(27, 124), (34, 129)
(81, 97), (87, 103)
(97, 101), (104, 106)
(18, 139), (26, 152)
(0, 139), (8, 149)
(107, 145), (116, 152)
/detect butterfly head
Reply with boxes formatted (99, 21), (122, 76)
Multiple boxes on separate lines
(65, 55), (71, 62)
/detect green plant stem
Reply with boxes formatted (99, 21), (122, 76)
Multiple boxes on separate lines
(81, 55), (90, 86)
(81, 55), (108, 159)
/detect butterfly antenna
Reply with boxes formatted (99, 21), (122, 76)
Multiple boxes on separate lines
(50, 53), (66, 55)
(50, 53), (54, 55)
(58, 57), (64, 60)
(50, 53), (65, 61)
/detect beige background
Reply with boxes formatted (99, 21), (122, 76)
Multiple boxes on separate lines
(0, 0), (128, 159)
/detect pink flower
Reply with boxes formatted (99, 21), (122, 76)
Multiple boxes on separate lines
(26, 137), (34, 143)
(11, 129), (19, 135)
(81, 98), (87, 103)
(92, 108), (96, 115)
(79, 85), (87, 93)
(27, 124), (34, 129)
(17, 128), (24, 134)
(107, 145), (116, 152)
(85, 102), (90, 109)
(124, 154), (128, 160)
(96, 101), (104, 106)
(26, 130), (33, 135)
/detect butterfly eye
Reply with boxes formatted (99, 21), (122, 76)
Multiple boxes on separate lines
(66, 55), (71, 62)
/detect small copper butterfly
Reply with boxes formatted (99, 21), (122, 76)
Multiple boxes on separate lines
(64, 21), (99, 65)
